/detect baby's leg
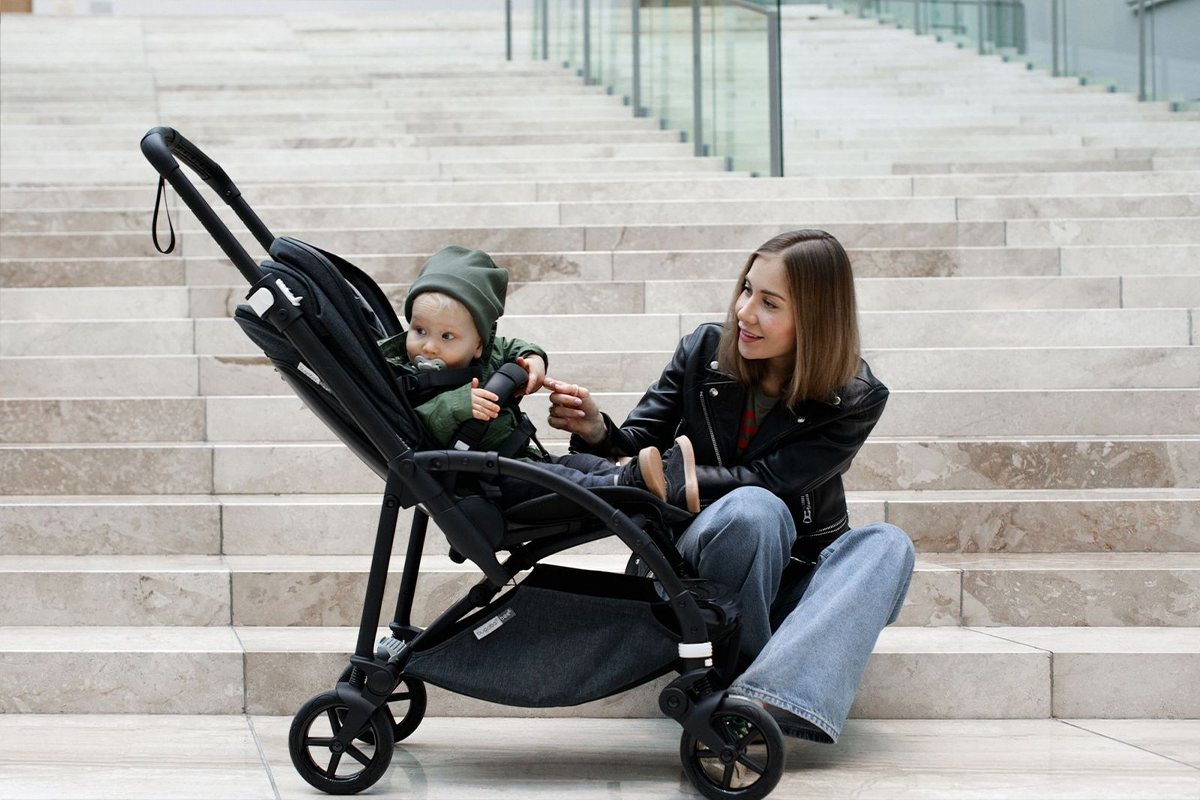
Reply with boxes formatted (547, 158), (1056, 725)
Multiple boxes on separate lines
(497, 454), (620, 506)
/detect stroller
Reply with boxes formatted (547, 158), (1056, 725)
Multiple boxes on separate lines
(141, 127), (786, 800)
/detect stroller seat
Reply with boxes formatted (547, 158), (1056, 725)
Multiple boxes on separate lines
(234, 234), (693, 569)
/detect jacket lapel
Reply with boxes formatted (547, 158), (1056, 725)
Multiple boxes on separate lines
(698, 370), (743, 468)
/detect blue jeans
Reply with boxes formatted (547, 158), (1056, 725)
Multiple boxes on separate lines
(675, 486), (915, 744)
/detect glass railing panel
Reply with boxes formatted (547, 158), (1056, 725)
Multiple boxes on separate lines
(1144, 1), (1200, 109)
(641, 1), (699, 142)
(700, 0), (779, 175)
(1023, 0), (1199, 108)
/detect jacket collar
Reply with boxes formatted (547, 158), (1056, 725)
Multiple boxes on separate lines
(701, 359), (851, 463)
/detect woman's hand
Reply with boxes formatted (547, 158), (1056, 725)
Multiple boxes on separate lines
(545, 377), (606, 445)
(515, 354), (546, 396)
(470, 378), (501, 421)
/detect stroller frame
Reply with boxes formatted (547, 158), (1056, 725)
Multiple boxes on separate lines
(141, 127), (784, 799)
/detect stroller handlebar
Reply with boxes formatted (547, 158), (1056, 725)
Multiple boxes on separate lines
(140, 127), (276, 285)
(141, 126), (238, 199)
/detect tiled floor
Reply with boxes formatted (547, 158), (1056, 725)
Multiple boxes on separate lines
(2, 716), (1197, 799)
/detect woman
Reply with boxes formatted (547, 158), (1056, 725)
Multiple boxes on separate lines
(544, 229), (915, 744)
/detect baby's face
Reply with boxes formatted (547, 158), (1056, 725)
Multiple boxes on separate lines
(406, 293), (483, 370)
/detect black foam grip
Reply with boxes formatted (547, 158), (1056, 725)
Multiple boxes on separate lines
(483, 362), (529, 402)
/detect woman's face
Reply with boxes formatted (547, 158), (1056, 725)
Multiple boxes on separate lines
(735, 252), (796, 369)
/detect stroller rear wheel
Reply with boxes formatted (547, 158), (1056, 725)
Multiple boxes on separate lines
(289, 691), (394, 795)
(680, 698), (785, 800)
(337, 665), (427, 743)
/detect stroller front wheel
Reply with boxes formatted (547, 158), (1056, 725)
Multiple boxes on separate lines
(289, 690), (395, 795)
(679, 698), (785, 800)
(337, 666), (427, 743)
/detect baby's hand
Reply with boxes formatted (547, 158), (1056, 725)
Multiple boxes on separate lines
(470, 377), (501, 421)
(516, 354), (546, 396)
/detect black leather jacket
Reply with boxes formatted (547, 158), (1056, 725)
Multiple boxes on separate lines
(570, 323), (889, 561)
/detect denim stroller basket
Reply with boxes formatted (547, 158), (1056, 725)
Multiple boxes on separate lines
(141, 127), (785, 800)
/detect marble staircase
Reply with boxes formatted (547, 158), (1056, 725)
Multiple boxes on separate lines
(1, 6), (1198, 724)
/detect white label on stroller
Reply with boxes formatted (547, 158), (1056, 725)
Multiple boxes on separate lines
(474, 608), (515, 640)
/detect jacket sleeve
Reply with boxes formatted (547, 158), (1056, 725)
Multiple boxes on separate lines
(694, 389), (888, 504)
(496, 336), (548, 370)
(414, 383), (474, 446)
(569, 327), (696, 458)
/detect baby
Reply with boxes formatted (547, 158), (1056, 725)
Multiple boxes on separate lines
(378, 245), (698, 512)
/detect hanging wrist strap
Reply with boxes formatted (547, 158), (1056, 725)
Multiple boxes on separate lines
(151, 174), (176, 254)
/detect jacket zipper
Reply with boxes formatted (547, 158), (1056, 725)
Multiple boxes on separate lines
(800, 493), (813, 524)
(699, 390), (724, 468)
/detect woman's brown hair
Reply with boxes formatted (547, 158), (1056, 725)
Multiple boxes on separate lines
(715, 229), (860, 406)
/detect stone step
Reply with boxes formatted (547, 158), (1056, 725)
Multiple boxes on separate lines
(6, 344), (1197, 398)
(5, 196), (968, 234)
(12, 141), (699, 169)
(3, 129), (687, 153)
(7, 390), (1198, 444)
(15, 275), (1200, 321)
(2, 624), (1194, 718)
(3, 437), (1196, 496)
(784, 148), (1197, 166)
(3, 307), (1192, 357)
(788, 131), (1200, 150)
(4, 171), (1195, 211)
(175, 390), (1200, 442)
(0, 157), (732, 186)
(0, 552), (1195, 629)
(0, 116), (664, 139)
(16, 191), (1187, 235)
(5, 488), (1195, 557)
(887, 159), (1161, 177)
(8, 243), (1195, 290)
(6, 220), (1009, 261)
(0, 246), (1060, 291)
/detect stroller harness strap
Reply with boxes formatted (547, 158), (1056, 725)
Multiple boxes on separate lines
(399, 366), (482, 405)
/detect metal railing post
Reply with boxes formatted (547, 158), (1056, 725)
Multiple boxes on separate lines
(767, 4), (783, 177)
(505, 0), (513, 61)
(632, 0), (643, 115)
(1137, 0), (1146, 100)
(1050, 0), (1059, 75)
(583, 0), (592, 84)
(542, 0), (550, 59)
(976, 0), (985, 54)
(691, 0), (703, 156)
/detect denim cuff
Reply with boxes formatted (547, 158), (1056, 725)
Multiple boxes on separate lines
(727, 686), (838, 745)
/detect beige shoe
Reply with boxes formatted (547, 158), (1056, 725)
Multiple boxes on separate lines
(636, 446), (667, 501)
(663, 435), (700, 513)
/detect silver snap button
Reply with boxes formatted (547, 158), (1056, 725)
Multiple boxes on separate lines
(832, 395), (841, 405)
(709, 360), (719, 369)
(709, 388), (719, 397)
(796, 416), (806, 424)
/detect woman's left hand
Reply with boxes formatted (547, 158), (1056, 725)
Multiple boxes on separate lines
(516, 355), (546, 395)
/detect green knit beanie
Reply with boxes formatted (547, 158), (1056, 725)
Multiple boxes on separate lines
(404, 246), (508, 344)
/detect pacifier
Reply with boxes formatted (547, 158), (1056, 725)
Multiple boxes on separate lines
(414, 355), (448, 372)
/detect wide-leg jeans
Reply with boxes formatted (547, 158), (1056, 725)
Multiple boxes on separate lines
(674, 486), (915, 743)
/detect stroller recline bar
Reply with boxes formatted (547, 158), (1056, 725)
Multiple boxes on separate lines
(140, 126), (786, 800)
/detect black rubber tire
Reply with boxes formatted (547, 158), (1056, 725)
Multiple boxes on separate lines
(337, 666), (428, 744)
(679, 698), (785, 800)
(288, 691), (395, 795)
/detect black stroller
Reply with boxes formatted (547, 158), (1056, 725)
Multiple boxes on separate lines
(141, 127), (786, 799)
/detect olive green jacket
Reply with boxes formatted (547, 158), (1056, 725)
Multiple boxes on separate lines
(379, 330), (548, 456)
